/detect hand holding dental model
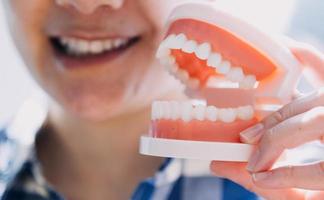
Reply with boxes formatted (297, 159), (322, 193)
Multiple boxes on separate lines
(212, 88), (324, 199)
(140, 3), (319, 162)
(139, 2), (324, 199)
(140, 2), (324, 198)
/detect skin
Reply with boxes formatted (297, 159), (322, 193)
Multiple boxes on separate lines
(211, 44), (324, 199)
(3, 0), (324, 199)
(2, 0), (187, 199)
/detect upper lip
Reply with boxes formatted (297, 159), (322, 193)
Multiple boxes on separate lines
(49, 30), (138, 41)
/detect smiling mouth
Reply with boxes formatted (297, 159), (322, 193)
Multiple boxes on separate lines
(50, 35), (141, 68)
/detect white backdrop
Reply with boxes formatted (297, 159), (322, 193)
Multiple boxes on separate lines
(0, 0), (311, 125)
(0, 5), (37, 126)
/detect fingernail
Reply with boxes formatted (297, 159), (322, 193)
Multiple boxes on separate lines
(246, 150), (260, 172)
(252, 171), (270, 182)
(240, 123), (264, 143)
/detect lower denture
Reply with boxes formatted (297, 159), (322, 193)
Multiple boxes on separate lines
(151, 118), (258, 142)
(150, 101), (259, 142)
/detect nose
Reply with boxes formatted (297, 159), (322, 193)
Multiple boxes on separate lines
(55, 0), (125, 14)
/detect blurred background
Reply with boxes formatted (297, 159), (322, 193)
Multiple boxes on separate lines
(0, 0), (324, 125)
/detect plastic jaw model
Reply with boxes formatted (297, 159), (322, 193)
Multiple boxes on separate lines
(140, 3), (305, 161)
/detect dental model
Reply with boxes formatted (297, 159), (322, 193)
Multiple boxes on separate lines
(140, 3), (308, 161)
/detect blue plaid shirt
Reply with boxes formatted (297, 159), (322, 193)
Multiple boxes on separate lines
(0, 98), (258, 200)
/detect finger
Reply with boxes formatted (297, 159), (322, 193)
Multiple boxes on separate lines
(306, 191), (324, 200)
(290, 43), (324, 82)
(247, 106), (324, 172)
(210, 161), (305, 200)
(283, 37), (324, 88)
(240, 89), (324, 144)
(252, 162), (324, 190)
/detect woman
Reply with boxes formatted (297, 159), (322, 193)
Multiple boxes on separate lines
(0, 0), (323, 199)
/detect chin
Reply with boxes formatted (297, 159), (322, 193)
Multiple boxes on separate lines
(52, 89), (126, 122)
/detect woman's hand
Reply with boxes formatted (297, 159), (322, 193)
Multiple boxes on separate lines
(242, 88), (324, 181)
(210, 44), (324, 199)
(211, 88), (324, 200)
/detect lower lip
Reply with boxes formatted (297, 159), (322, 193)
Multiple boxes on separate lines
(53, 41), (136, 70)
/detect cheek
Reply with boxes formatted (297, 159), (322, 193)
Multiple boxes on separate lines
(139, 0), (181, 33)
(4, 0), (51, 76)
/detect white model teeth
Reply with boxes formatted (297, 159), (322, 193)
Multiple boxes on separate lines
(170, 101), (180, 120)
(195, 43), (211, 60)
(156, 33), (259, 89)
(181, 102), (193, 122)
(58, 37), (128, 56)
(239, 75), (257, 89)
(187, 78), (200, 89)
(217, 61), (231, 75)
(151, 101), (254, 123)
(226, 67), (245, 82)
(193, 105), (206, 121)
(205, 106), (218, 122)
(237, 106), (254, 120)
(207, 53), (222, 68)
(169, 64), (179, 73)
(182, 40), (198, 53)
(156, 45), (170, 59)
(175, 69), (190, 84)
(171, 34), (187, 49)
(219, 108), (237, 123)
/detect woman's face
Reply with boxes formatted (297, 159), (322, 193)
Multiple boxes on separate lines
(3, 0), (184, 121)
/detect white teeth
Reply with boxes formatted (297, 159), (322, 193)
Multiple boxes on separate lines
(59, 37), (130, 56)
(181, 102), (193, 122)
(237, 106), (254, 120)
(205, 106), (218, 122)
(169, 63), (179, 73)
(206, 77), (239, 88)
(89, 41), (104, 54)
(195, 43), (211, 60)
(217, 61), (231, 74)
(170, 101), (180, 120)
(207, 53), (222, 68)
(160, 56), (175, 67)
(182, 40), (198, 54)
(157, 33), (258, 89)
(152, 101), (163, 120)
(104, 40), (113, 49)
(226, 67), (245, 82)
(164, 34), (177, 48)
(156, 45), (170, 59)
(60, 37), (69, 45)
(77, 40), (90, 54)
(170, 34), (187, 49)
(239, 75), (257, 89)
(152, 101), (254, 123)
(219, 108), (237, 123)
(65, 38), (77, 54)
(177, 69), (189, 82)
(167, 56), (176, 65)
(161, 102), (171, 119)
(193, 105), (206, 121)
(113, 39), (126, 48)
(151, 101), (158, 120)
(187, 78), (200, 89)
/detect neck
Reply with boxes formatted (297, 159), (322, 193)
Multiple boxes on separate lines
(49, 103), (152, 163)
(37, 103), (163, 200)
